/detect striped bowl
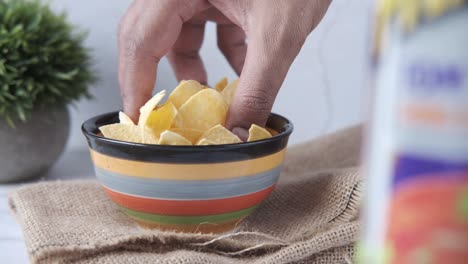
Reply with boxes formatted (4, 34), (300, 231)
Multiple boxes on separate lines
(82, 112), (293, 233)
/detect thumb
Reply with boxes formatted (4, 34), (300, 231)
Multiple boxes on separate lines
(226, 31), (305, 139)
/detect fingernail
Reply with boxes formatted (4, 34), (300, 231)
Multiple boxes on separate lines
(232, 127), (249, 141)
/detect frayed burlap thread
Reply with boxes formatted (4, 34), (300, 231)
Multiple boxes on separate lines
(9, 125), (363, 264)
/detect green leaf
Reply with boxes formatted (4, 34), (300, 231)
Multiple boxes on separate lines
(3, 93), (16, 101)
(11, 24), (23, 34)
(4, 8), (13, 23)
(16, 104), (26, 121)
(48, 85), (61, 95)
(54, 68), (79, 80)
(6, 115), (15, 128)
(4, 93), (15, 100)
(0, 60), (5, 75)
(27, 13), (42, 31)
(5, 64), (17, 73)
(16, 56), (39, 66)
(16, 89), (28, 97)
(26, 81), (33, 92)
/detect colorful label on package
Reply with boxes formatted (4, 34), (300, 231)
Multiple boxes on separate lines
(360, 1), (468, 263)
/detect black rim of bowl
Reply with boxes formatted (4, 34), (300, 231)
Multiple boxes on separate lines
(82, 111), (293, 149)
(82, 111), (293, 163)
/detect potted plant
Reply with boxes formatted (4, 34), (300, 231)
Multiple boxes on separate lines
(0, 0), (96, 182)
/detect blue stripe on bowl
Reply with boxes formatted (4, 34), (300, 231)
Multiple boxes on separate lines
(94, 166), (281, 200)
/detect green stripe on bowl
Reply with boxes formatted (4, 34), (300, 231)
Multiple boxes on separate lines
(119, 205), (258, 225)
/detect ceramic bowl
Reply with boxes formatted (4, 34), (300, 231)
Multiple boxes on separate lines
(82, 111), (293, 233)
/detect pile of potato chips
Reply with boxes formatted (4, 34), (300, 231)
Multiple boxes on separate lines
(99, 79), (273, 145)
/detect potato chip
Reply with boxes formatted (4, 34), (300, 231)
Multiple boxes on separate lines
(99, 78), (280, 146)
(247, 124), (273, 142)
(168, 80), (203, 109)
(99, 123), (143, 143)
(215, 77), (228, 92)
(146, 102), (177, 136)
(159, 130), (192, 146)
(169, 128), (203, 144)
(119, 111), (134, 125)
(141, 127), (160, 144)
(173, 89), (228, 131)
(221, 79), (239, 105)
(198, 124), (241, 144)
(196, 138), (216, 146)
(138, 90), (166, 127)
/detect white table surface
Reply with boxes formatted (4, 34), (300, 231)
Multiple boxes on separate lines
(0, 148), (95, 263)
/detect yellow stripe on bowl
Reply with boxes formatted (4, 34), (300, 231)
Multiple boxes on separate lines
(90, 148), (286, 180)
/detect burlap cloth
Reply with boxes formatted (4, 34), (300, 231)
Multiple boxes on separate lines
(9, 125), (363, 264)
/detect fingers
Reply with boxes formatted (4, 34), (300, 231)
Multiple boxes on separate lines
(167, 19), (207, 84)
(211, 0), (333, 137)
(217, 24), (247, 75)
(226, 27), (306, 136)
(118, 0), (207, 121)
(118, 1), (154, 121)
(225, 41), (281, 135)
(119, 45), (159, 122)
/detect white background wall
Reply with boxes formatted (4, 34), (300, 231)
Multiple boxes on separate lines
(50, 0), (372, 150)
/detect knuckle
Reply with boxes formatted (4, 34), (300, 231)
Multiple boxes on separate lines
(118, 8), (138, 43)
(272, 25), (307, 57)
(121, 38), (142, 59)
(255, 8), (309, 59)
(119, 32), (159, 64)
(119, 24), (142, 58)
(218, 39), (245, 55)
(175, 0), (202, 21)
(118, 20), (132, 44)
(171, 49), (200, 60)
(237, 87), (273, 114)
(118, 9), (158, 63)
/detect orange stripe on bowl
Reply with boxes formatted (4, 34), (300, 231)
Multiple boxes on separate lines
(103, 185), (275, 216)
(90, 148), (285, 180)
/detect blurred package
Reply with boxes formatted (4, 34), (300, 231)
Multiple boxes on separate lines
(360, 1), (468, 263)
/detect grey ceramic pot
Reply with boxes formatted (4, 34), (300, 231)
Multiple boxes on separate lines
(0, 106), (69, 183)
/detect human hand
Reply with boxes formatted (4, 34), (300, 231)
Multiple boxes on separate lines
(118, 0), (331, 138)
